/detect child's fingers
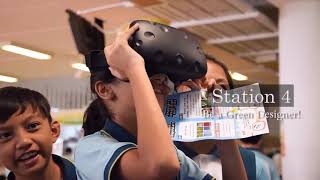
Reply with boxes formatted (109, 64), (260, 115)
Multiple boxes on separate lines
(162, 85), (171, 95)
(176, 85), (192, 93)
(150, 74), (168, 84)
(179, 80), (201, 90)
(202, 78), (216, 90)
(151, 81), (162, 94)
(151, 79), (170, 95)
(207, 79), (216, 89)
(175, 79), (202, 93)
(194, 79), (203, 88)
(122, 23), (139, 41)
(114, 24), (137, 44)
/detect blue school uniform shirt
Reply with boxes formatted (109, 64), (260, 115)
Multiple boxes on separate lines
(75, 118), (215, 180)
(247, 148), (280, 180)
(174, 141), (257, 180)
(7, 154), (77, 180)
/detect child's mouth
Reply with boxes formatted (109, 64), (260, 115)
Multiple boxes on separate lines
(18, 151), (40, 168)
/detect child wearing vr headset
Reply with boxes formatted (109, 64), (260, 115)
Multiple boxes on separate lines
(75, 24), (215, 180)
(75, 22), (249, 180)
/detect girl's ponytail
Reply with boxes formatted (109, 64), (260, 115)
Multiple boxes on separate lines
(82, 98), (111, 136)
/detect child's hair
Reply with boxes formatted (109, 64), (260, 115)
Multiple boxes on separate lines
(241, 135), (262, 145)
(0, 86), (52, 123)
(82, 70), (115, 136)
(205, 54), (234, 89)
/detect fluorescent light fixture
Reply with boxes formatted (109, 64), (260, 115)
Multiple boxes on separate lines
(207, 32), (278, 44)
(77, 1), (134, 15)
(237, 49), (279, 58)
(170, 12), (259, 28)
(1, 43), (51, 60)
(72, 63), (89, 72)
(230, 72), (248, 81)
(0, 75), (18, 83)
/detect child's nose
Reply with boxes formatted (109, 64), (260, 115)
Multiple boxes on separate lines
(15, 131), (32, 150)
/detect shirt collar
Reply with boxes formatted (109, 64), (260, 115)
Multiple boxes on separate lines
(52, 154), (77, 180)
(7, 154), (77, 180)
(102, 118), (223, 157)
(102, 118), (137, 144)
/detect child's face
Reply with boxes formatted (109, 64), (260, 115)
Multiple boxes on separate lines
(0, 105), (60, 176)
(108, 74), (170, 120)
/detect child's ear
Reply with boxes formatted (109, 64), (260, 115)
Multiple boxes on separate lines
(50, 120), (61, 143)
(95, 81), (115, 100)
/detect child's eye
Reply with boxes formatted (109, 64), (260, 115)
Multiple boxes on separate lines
(0, 132), (13, 141)
(26, 122), (40, 131)
(219, 84), (228, 90)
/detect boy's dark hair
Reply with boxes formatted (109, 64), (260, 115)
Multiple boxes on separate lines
(0, 86), (52, 123)
(241, 135), (262, 145)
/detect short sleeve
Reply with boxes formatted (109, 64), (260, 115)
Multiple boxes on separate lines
(75, 132), (136, 180)
(176, 149), (215, 180)
(255, 155), (271, 180)
(239, 147), (257, 180)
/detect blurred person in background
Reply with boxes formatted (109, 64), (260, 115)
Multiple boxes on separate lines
(175, 57), (257, 180)
(240, 135), (280, 180)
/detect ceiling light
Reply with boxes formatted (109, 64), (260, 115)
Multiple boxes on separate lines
(72, 63), (89, 72)
(171, 12), (259, 28)
(77, 1), (134, 15)
(1, 42), (51, 60)
(207, 32), (278, 44)
(230, 72), (248, 81)
(0, 75), (18, 83)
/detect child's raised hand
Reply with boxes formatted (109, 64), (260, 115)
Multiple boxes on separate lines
(104, 24), (144, 80)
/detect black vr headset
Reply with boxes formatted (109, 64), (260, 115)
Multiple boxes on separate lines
(67, 11), (207, 82)
(86, 20), (207, 82)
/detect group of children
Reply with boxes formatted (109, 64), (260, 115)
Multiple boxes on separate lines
(0, 24), (264, 180)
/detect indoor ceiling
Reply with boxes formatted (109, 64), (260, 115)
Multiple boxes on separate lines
(0, 0), (279, 85)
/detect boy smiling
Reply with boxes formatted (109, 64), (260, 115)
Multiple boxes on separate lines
(0, 86), (77, 180)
